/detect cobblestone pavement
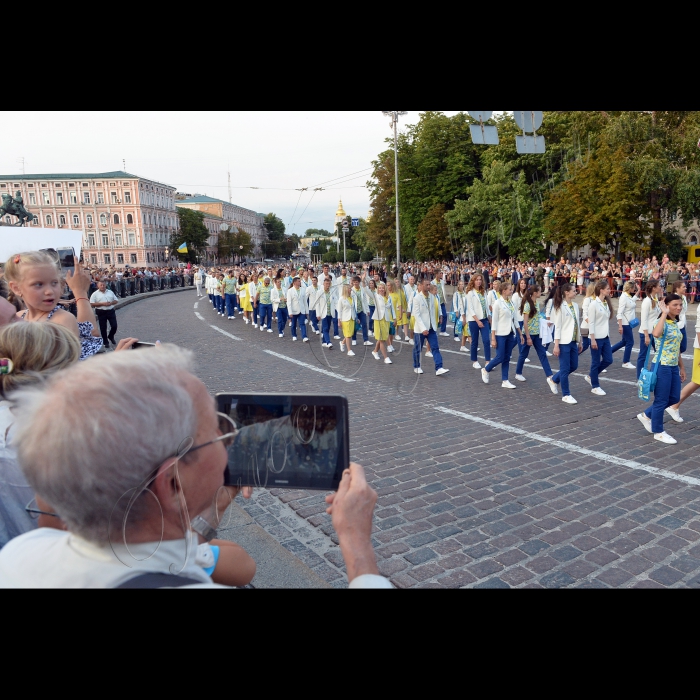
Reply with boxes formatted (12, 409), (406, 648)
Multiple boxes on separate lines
(117, 290), (700, 588)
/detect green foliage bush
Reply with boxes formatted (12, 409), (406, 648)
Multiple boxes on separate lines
(322, 251), (338, 264)
(360, 249), (374, 262)
(346, 249), (360, 263)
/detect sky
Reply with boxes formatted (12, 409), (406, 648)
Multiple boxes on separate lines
(0, 111), (462, 236)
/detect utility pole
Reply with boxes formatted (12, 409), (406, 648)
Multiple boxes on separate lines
(382, 111), (407, 269)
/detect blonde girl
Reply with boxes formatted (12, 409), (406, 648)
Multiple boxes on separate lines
(370, 283), (393, 364)
(387, 280), (401, 352)
(238, 273), (252, 324)
(396, 281), (409, 342)
(338, 284), (355, 356)
(452, 280), (471, 352)
(580, 282), (597, 353)
(466, 273), (491, 367)
(4, 251), (79, 339)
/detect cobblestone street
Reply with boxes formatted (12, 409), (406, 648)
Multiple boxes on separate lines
(117, 289), (700, 588)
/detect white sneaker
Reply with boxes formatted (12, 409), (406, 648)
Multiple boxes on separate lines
(454, 337), (461, 342)
(340, 343), (345, 352)
(260, 325), (265, 331)
(228, 316), (234, 320)
(502, 380), (516, 389)
(351, 340), (357, 346)
(408, 339), (414, 345)
(404, 335), (410, 342)
(279, 333), (284, 338)
(584, 375), (591, 386)
(426, 351), (433, 358)
(314, 330), (320, 334)
(602, 369), (608, 373)
(481, 368), (490, 384)
(363, 341), (373, 346)
(368, 331), (374, 337)
(303, 337), (309, 342)
(414, 367), (424, 374)
(473, 361), (482, 369)
(334, 335), (340, 340)
(562, 395), (577, 404)
(384, 357), (393, 364)
(546, 350), (553, 356)
(244, 319), (249, 324)
(515, 374), (526, 382)
(460, 346), (469, 353)
(654, 431), (677, 445)
(436, 368), (450, 376)
(267, 329), (273, 333)
(547, 377), (559, 394)
(439, 332), (449, 336)
(347, 350), (356, 356)
(637, 413), (653, 433)
(524, 358), (531, 363)
(252, 323), (257, 328)
(591, 387), (606, 396)
(388, 345), (395, 352)
(292, 337), (297, 341)
(622, 362), (635, 369)
(665, 406), (684, 423)
(372, 351), (380, 360)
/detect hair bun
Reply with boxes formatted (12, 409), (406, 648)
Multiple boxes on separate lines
(0, 358), (14, 375)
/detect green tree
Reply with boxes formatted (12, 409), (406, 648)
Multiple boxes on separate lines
(219, 226), (254, 261)
(174, 208), (209, 260)
(264, 212), (286, 256)
(415, 204), (452, 260)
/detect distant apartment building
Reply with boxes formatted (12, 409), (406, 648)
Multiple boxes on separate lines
(0, 171), (178, 267)
(175, 194), (266, 255)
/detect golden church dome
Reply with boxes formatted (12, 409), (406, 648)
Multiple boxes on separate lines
(335, 199), (346, 217)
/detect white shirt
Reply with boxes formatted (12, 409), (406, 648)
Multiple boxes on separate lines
(90, 289), (118, 310)
(588, 298), (611, 339)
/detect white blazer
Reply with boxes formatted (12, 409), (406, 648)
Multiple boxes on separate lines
(412, 292), (438, 334)
(286, 286), (308, 315)
(486, 289), (498, 314)
(640, 296), (660, 334)
(452, 291), (467, 319)
(466, 290), (487, 322)
(512, 292), (525, 323)
(337, 296), (354, 322)
(491, 297), (518, 336)
(371, 292), (395, 323)
(588, 298), (611, 339)
(679, 295), (687, 330)
(306, 285), (322, 312)
(404, 284), (417, 313)
(553, 301), (581, 345)
(616, 292), (637, 326)
(314, 289), (334, 320)
(580, 296), (593, 330)
(271, 286), (284, 312)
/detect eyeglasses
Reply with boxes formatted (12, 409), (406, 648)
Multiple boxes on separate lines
(25, 497), (60, 519)
(188, 412), (237, 454)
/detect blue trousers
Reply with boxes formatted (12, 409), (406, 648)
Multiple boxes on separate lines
(440, 303), (447, 332)
(516, 334), (553, 376)
(253, 303), (259, 325)
(590, 336), (613, 388)
(208, 293), (214, 304)
(681, 326), (687, 354)
(215, 295), (223, 313)
(259, 303), (272, 329)
(290, 314), (307, 340)
(485, 333), (517, 381)
(469, 319), (491, 363)
(645, 364), (681, 434)
(332, 311), (339, 336)
(368, 306), (375, 331)
(225, 293), (237, 317)
(352, 310), (369, 341)
(581, 334), (590, 353)
(277, 307), (288, 335)
(516, 320), (524, 352)
(309, 309), (319, 332)
(636, 333), (656, 379)
(413, 329), (443, 370)
(611, 324), (634, 364)
(551, 341), (579, 396)
(322, 316), (332, 344)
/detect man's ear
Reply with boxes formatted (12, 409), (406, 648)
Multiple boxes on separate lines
(150, 459), (182, 512)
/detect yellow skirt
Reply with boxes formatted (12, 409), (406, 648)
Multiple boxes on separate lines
(693, 348), (700, 385)
(462, 324), (471, 338)
(341, 320), (355, 338)
(375, 318), (390, 341)
(241, 297), (253, 312)
(397, 313), (409, 326)
(409, 315), (416, 330)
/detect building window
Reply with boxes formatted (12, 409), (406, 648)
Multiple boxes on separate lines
(97, 192), (104, 204)
(27, 183), (34, 188)
(111, 192), (118, 204)
(124, 192), (131, 203)
(128, 232), (136, 246)
(90, 254), (97, 264)
(5, 216), (11, 224)
(28, 192), (36, 205)
(130, 253), (137, 264)
(56, 192), (64, 205)
(115, 233), (123, 246)
(102, 233), (109, 246)
(42, 192), (50, 205)
(46, 215), (52, 226)
(690, 235), (698, 245)
(127, 213), (133, 224)
(117, 254), (124, 264)
(73, 214), (80, 226)
(88, 233), (95, 246)
(32, 217), (39, 226)
(104, 254), (111, 264)
(109, 182), (116, 186)
(86, 214), (93, 226)
(81, 183), (89, 187)
(100, 214), (107, 226)
(114, 214), (120, 225)
(68, 183), (74, 187)
(83, 192), (90, 204)
(59, 215), (66, 226)
(70, 191), (77, 204)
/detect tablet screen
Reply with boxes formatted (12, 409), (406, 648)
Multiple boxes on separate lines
(216, 393), (349, 490)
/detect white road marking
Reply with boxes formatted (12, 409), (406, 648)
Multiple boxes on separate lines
(210, 326), (242, 342)
(435, 406), (700, 487)
(194, 312), (205, 321)
(263, 349), (355, 383)
(194, 302), (199, 309)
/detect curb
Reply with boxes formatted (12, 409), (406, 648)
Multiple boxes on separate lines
(114, 285), (196, 310)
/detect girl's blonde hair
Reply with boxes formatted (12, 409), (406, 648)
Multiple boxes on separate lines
(0, 322), (81, 398)
(4, 251), (60, 285)
(623, 281), (636, 294)
(585, 282), (597, 298)
(341, 284), (351, 298)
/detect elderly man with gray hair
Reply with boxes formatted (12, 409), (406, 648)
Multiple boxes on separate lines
(0, 346), (390, 588)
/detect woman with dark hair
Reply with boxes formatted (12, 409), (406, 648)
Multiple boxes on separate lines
(550, 284), (582, 404)
(481, 281), (522, 389)
(611, 280), (639, 368)
(636, 279), (662, 379)
(466, 273), (491, 369)
(637, 294), (686, 445)
(585, 281), (614, 396)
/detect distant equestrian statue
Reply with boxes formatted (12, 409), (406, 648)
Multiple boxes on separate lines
(0, 191), (37, 226)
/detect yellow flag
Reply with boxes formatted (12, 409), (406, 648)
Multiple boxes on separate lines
(177, 242), (188, 254)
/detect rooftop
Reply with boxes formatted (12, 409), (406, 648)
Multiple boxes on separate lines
(0, 171), (175, 189)
(177, 194), (263, 215)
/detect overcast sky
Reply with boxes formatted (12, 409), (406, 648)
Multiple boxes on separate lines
(0, 111), (463, 236)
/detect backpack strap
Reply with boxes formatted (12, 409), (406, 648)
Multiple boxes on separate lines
(115, 572), (202, 588)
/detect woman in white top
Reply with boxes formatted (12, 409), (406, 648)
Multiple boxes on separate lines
(541, 285), (557, 356)
(636, 280), (662, 379)
(670, 280), (689, 353)
(451, 281), (470, 353)
(367, 283), (394, 364)
(337, 285), (356, 356)
(550, 283), (583, 404)
(481, 281), (522, 389)
(611, 281), (638, 368)
(579, 282), (596, 354)
(512, 277), (529, 358)
(585, 281), (614, 395)
(486, 281), (500, 317)
(466, 273), (491, 368)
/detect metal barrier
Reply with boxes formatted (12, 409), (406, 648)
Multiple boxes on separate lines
(95, 274), (195, 301)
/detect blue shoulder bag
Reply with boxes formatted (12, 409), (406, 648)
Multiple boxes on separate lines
(637, 325), (666, 402)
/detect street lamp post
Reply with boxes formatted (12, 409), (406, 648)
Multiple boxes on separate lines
(382, 111), (407, 270)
